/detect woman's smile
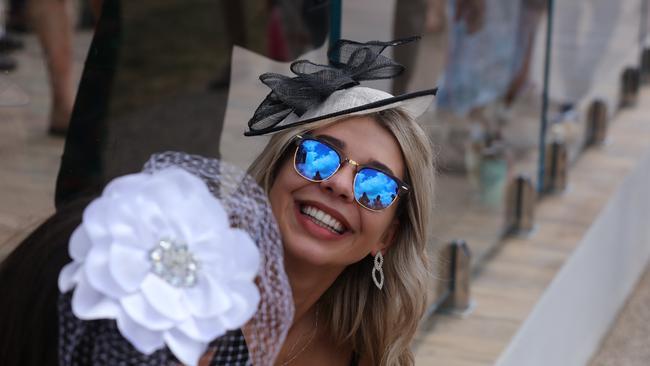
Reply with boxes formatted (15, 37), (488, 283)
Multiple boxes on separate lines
(295, 200), (352, 240)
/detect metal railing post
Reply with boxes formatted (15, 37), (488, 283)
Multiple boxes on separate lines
(506, 175), (536, 234)
(585, 100), (608, 146)
(620, 67), (641, 108)
(439, 240), (473, 315)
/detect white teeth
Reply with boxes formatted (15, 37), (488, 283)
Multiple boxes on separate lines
(315, 210), (325, 222)
(300, 205), (345, 234)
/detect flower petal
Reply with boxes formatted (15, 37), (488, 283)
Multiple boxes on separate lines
(58, 262), (81, 292)
(120, 293), (176, 331)
(183, 273), (231, 317)
(106, 196), (159, 250)
(142, 170), (188, 213)
(177, 316), (226, 342)
(69, 226), (92, 261)
(105, 218), (139, 247)
(148, 168), (225, 242)
(197, 229), (260, 282)
(116, 309), (166, 355)
(226, 229), (260, 280)
(71, 275), (121, 320)
(191, 239), (225, 265)
(140, 274), (190, 322)
(109, 244), (149, 293)
(103, 172), (149, 198)
(84, 241), (127, 298)
(163, 328), (207, 366)
(219, 281), (260, 329)
(82, 199), (112, 243)
(133, 199), (168, 247)
(184, 192), (228, 239)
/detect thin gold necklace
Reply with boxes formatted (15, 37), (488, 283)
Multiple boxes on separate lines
(280, 307), (319, 366)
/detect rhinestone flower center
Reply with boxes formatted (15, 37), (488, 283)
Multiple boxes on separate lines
(149, 238), (199, 288)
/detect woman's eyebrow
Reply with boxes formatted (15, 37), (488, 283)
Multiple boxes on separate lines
(316, 134), (397, 177)
(366, 160), (396, 177)
(316, 134), (345, 149)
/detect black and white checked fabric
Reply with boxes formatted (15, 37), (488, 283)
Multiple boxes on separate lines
(58, 292), (176, 366)
(208, 330), (249, 366)
(58, 293), (251, 365)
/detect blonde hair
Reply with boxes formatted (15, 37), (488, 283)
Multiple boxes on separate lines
(248, 109), (435, 365)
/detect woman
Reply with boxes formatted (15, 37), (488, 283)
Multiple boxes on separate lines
(245, 37), (437, 365)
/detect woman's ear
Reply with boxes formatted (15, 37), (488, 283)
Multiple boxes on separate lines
(372, 219), (399, 256)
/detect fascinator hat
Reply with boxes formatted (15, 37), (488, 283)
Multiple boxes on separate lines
(57, 152), (293, 366)
(245, 36), (437, 136)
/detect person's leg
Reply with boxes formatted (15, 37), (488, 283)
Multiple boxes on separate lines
(28, 0), (76, 133)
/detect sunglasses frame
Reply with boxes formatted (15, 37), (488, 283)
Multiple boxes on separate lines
(291, 134), (410, 212)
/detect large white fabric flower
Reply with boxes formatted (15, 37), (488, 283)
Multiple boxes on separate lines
(58, 167), (261, 366)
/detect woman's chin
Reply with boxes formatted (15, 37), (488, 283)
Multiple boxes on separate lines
(277, 200), (356, 270)
(283, 236), (338, 268)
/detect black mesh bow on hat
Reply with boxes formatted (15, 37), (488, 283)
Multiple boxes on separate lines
(245, 36), (437, 136)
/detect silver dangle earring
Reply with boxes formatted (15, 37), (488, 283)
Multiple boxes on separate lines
(372, 252), (384, 290)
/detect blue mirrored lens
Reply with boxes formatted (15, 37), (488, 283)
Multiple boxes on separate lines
(295, 139), (341, 180)
(354, 168), (399, 210)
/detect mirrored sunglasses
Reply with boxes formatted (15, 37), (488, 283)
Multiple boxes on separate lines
(292, 135), (409, 211)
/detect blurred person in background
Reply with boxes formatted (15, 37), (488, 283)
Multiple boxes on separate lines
(503, 0), (546, 108)
(0, 0), (25, 71)
(392, 0), (485, 95)
(26, 0), (102, 136)
(28, 0), (76, 135)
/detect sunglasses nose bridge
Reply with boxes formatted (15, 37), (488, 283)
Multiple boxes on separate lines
(343, 158), (360, 170)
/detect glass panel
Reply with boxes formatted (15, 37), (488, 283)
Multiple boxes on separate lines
(337, 0), (547, 306)
(431, 0), (548, 304)
(543, 0), (642, 171)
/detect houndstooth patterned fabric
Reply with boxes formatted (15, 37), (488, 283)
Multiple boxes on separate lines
(209, 330), (249, 366)
(58, 152), (294, 366)
(58, 292), (176, 365)
(59, 294), (252, 365)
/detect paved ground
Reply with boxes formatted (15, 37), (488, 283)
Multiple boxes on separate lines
(590, 264), (650, 365)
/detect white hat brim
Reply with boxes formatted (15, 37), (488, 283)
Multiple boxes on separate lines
(244, 87), (437, 136)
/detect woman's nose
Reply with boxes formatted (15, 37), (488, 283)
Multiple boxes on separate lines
(320, 163), (355, 203)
